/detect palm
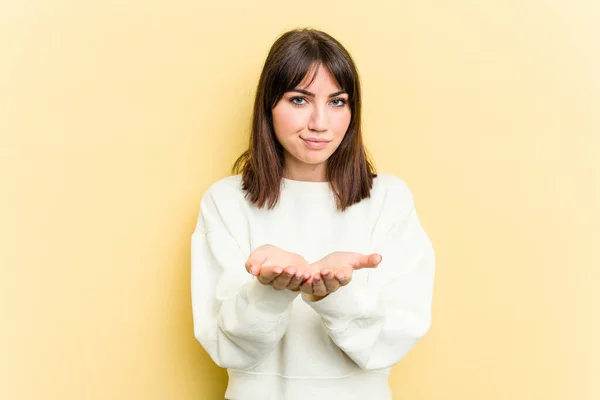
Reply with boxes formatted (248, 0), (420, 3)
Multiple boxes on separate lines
(316, 251), (381, 271)
(301, 251), (382, 297)
(259, 246), (307, 269)
(245, 245), (312, 291)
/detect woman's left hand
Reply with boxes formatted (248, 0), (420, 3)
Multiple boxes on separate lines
(301, 251), (382, 298)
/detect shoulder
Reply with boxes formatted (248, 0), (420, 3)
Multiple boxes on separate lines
(199, 174), (246, 215)
(368, 173), (417, 227)
(198, 175), (247, 232)
(372, 173), (415, 207)
(203, 174), (244, 201)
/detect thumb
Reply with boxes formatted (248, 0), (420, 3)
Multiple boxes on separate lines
(245, 256), (266, 276)
(370, 253), (383, 266)
(353, 253), (382, 270)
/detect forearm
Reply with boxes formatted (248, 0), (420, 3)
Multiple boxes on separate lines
(307, 284), (430, 370)
(305, 249), (435, 370)
(195, 278), (300, 369)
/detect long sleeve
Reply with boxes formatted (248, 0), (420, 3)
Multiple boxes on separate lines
(191, 189), (300, 370)
(305, 181), (436, 370)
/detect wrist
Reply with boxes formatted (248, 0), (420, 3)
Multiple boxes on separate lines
(302, 292), (330, 302)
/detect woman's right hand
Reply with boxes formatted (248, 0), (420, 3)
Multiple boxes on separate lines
(245, 245), (312, 291)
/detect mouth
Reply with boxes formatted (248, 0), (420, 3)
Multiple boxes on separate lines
(301, 138), (331, 150)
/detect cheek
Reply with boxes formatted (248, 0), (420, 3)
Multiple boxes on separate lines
(332, 110), (351, 136)
(273, 106), (305, 135)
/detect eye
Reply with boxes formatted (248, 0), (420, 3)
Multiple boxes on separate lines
(290, 96), (307, 106)
(331, 98), (347, 107)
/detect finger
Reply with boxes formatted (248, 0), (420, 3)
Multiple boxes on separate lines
(249, 263), (262, 276)
(370, 253), (383, 265)
(272, 267), (294, 290)
(287, 270), (304, 290)
(245, 255), (267, 276)
(336, 272), (353, 287)
(300, 276), (314, 294)
(312, 274), (327, 297)
(322, 270), (340, 293)
(258, 266), (282, 284)
(353, 253), (382, 270)
(244, 259), (254, 274)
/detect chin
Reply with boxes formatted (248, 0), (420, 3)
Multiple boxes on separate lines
(284, 146), (333, 166)
(298, 153), (330, 165)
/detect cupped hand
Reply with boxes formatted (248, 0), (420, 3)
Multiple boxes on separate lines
(245, 244), (312, 291)
(301, 251), (382, 297)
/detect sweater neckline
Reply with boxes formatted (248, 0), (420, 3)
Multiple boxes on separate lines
(281, 177), (333, 196)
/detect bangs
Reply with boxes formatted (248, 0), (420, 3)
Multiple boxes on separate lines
(319, 48), (356, 99)
(269, 44), (357, 106)
(282, 52), (319, 92)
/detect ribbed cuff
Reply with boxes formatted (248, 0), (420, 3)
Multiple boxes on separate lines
(247, 279), (300, 318)
(304, 284), (380, 330)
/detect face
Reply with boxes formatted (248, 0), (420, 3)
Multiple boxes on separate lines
(272, 64), (351, 181)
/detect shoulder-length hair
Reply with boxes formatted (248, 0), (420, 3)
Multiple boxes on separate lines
(232, 28), (376, 212)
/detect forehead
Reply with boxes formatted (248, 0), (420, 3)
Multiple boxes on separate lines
(297, 63), (342, 90)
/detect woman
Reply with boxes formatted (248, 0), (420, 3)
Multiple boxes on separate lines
(191, 28), (435, 400)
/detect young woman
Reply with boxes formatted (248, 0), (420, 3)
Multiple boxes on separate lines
(191, 28), (436, 400)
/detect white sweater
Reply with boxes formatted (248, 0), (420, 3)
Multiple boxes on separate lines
(191, 173), (435, 400)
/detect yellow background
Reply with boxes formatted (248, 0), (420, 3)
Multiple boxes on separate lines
(2, 1), (598, 399)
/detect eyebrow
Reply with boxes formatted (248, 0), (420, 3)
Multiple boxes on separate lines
(289, 89), (347, 98)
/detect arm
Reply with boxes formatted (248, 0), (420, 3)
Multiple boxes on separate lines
(191, 191), (300, 370)
(305, 190), (436, 370)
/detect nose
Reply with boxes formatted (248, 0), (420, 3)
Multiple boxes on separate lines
(307, 105), (328, 132)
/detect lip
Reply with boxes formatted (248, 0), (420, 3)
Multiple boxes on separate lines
(302, 138), (331, 149)
(302, 137), (330, 142)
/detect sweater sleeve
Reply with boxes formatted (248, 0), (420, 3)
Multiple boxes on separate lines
(305, 180), (436, 370)
(191, 189), (300, 370)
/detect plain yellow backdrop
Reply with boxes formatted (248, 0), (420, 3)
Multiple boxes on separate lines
(1, 1), (598, 399)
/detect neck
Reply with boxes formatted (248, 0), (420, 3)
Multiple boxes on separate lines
(283, 158), (327, 182)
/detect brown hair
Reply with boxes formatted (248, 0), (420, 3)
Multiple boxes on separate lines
(232, 28), (376, 212)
